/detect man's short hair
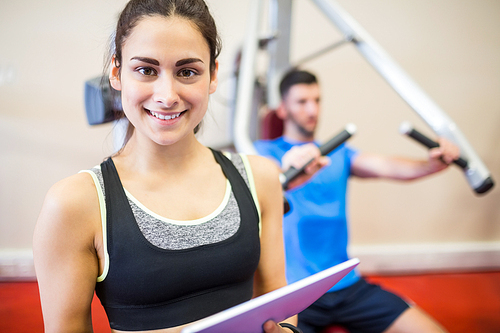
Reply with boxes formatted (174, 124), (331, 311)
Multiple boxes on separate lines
(279, 69), (318, 99)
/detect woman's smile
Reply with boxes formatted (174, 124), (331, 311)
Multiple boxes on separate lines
(146, 109), (186, 121)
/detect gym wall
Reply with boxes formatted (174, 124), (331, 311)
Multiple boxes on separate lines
(0, 0), (499, 279)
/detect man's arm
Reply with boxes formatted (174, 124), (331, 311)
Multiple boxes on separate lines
(351, 138), (460, 180)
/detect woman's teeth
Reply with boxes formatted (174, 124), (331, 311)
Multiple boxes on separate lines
(149, 110), (182, 120)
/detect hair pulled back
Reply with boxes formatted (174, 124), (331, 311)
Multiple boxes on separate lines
(114, 0), (221, 73)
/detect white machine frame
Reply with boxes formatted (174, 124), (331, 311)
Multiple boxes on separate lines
(232, 0), (493, 194)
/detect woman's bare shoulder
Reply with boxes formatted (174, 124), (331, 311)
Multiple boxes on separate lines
(245, 154), (281, 181)
(244, 154), (282, 210)
(47, 172), (98, 208)
(36, 172), (101, 235)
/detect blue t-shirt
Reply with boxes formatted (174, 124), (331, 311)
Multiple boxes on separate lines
(254, 137), (360, 292)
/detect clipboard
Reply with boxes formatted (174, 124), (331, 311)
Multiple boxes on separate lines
(181, 258), (359, 333)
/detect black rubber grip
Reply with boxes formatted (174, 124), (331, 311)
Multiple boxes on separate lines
(281, 128), (354, 190)
(406, 128), (468, 169)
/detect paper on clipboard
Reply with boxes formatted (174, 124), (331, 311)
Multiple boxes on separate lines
(181, 258), (359, 333)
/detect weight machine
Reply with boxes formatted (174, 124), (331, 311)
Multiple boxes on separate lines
(232, 0), (494, 194)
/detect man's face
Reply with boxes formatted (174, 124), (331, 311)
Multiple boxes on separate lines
(282, 83), (321, 138)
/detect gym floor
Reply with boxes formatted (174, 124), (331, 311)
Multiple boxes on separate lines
(1, 270), (500, 332)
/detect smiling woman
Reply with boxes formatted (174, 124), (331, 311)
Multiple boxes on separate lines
(109, 15), (217, 148)
(32, 1), (298, 332)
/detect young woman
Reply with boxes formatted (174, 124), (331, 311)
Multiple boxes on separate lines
(33, 1), (298, 332)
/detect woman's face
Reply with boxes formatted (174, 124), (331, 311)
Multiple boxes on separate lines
(110, 15), (218, 147)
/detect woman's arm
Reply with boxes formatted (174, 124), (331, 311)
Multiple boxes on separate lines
(248, 155), (286, 295)
(247, 155), (299, 332)
(33, 173), (102, 333)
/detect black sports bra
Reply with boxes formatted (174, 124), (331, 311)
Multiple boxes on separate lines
(94, 150), (261, 331)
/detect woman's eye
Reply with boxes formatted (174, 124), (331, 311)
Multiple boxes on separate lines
(178, 69), (196, 78)
(138, 67), (156, 76)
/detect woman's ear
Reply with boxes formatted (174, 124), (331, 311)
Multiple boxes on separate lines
(209, 60), (218, 94)
(109, 56), (122, 91)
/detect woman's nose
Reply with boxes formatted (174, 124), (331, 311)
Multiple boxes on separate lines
(153, 76), (180, 108)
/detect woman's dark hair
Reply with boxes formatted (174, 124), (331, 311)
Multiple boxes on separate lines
(279, 69), (318, 99)
(104, 0), (222, 150)
(114, 0), (221, 74)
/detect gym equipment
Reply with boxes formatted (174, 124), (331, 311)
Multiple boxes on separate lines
(84, 77), (121, 125)
(399, 122), (494, 194)
(281, 123), (356, 190)
(232, 0), (494, 195)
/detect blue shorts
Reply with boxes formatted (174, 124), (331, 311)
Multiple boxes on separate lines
(298, 278), (410, 333)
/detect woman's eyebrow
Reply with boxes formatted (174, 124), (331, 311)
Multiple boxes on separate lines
(129, 57), (204, 67)
(130, 57), (160, 66)
(176, 58), (203, 67)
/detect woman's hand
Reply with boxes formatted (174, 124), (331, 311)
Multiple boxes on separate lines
(263, 320), (297, 333)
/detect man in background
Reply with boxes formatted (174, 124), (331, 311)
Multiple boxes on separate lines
(254, 69), (458, 333)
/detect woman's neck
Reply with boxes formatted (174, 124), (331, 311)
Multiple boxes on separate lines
(114, 132), (208, 176)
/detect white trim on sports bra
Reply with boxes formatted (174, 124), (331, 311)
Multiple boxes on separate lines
(240, 154), (262, 233)
(79, 170), (109, 282)
(123, 180), (232, 226)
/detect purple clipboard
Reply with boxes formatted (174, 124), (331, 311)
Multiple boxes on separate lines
(181, 258), (359, 333)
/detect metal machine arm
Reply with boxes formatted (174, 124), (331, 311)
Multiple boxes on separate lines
(232, 0), (494, 194)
